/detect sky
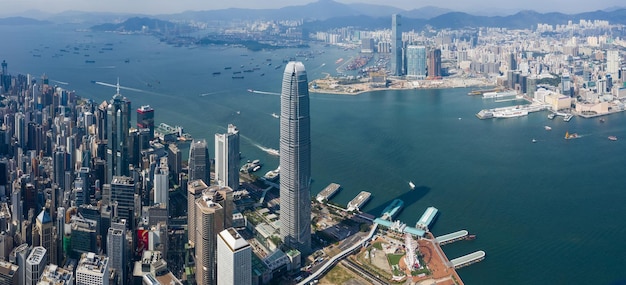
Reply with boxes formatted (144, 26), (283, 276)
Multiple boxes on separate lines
(1, 0), (623, 16)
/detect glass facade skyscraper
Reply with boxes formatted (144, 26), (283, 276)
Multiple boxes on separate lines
(279, 61), (311, 254)
(406, 45), (427, 79)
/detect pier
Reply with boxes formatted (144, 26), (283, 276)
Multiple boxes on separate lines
(347, 191), (371, 212)
(415, 207), (438, 230)
(476, 102), (548, 119)
(450, 251), (486, 269)
(316, 183), (341, 202)
(436, 230), (469, 245)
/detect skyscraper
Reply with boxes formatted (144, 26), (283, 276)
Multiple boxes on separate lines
(215, 124), (240, 191)
(106, 81), (131, 184)
(188, 139), (209, 185)
(25, 246), (46, 285)
(406, 45), (427, 79)
(607, 50), (619, 75)
(194, 195), (224, 285)
(136, 105), (155, 140)
(391, 14), (403, 76)
(187, 179), (208, 245)
(110, 176), (135, 225)
(217, 228), (251, 285)
(279, 62), (311, 254)
(427, 48), (442, 79)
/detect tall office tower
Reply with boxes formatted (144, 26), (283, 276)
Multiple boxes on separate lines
(279, 62), (312, 254)
(427, 48), (442, 79)
(188, 139), (209, 184)
(0, 261), (18, 284)
(153, 157), (169, 207)
(215, 124), (240, 190)
(527, 77), (537, 98)
(76, 252), (109, 285)
(106, 81), (131, 184)
(187, 179), (208, 245)
(217, 228), (251, 285)
(206, 185), (234, 229)
(10, 243), (30, 285)
(107, 225), (126, 284)
(406, 45), (427, 79)
(110, 176), (135, 225)
(508, 53), (517, 71)
(391, 14), (403, 76)
(194, 196), (224, 285)
(35, 208), (55, 265)
(0, 60), (8, 92)
(167, 144), (182, 183)
(136, 105), (155, 141)
(25, 246), (46, 285)
(607, 50), (619, 75)
(561, 72), (571, 96)
(14, 112), (25, 147)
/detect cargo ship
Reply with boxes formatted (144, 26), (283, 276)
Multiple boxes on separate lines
(380, 199), (404, 221)
(347, 191), (371, 212)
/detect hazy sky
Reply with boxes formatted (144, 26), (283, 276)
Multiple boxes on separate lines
(1, 0), (623, 15)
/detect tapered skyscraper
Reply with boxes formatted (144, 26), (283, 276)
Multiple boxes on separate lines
(106, 80), (131, 184)
(279, 61), (311, 254)
(189, 139), (209, 184)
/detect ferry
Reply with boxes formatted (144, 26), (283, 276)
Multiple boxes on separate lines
(271, 113), (280, 119)
(493, 109), (528, 118)
(564, 131), (579, 140)
(263, 166), (280, 181)
(409, 181), (415, 190)
(532, 139), (537, 143)
(547, 113), (556, 120)
(482, 90), (517, 99)
(563, 114), (573, 122)
(608, 136), (617, 141)
(335, 58), (344, 64)
(544, 126), (552, 131)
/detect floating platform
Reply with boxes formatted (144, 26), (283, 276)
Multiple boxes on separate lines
(316, 183), (341, 202)
(347, 191), (371, 212)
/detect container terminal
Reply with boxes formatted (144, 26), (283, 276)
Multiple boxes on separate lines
(316, 183), (341, 202)
(347, 191), (371, 212)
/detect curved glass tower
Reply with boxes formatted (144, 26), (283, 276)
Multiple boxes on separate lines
(279, 61), (311, 254)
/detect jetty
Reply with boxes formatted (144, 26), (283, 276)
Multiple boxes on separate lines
(316, 183), (341, 202)
(347, 191), (371, 212)
(450, 251), (486, 269)
(436, 230), (469, 245)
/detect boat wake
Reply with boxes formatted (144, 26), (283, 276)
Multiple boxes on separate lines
(51, 80), (69, 85)
(248, 89), (280, 96)
(94, 81), (146, 93)
(254, 144), (280, 156)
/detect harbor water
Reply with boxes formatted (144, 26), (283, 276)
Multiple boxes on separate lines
(2, 24), (626, 284)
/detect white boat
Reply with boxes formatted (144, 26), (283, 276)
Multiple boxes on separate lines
(271, 113), (280, 118)
(263, 166), (280, 181)
(544, 126), (552, 131)
(408, 181), (416, 190)
(493, 109), (528, 118)
(532, 139), (537, 143)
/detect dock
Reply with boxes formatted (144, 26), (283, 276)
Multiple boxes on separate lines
(347, 191), (371, 212)
(435, 230), (468, 245)
(450, 251), (486, 269)
(316, 183), (341, 202)
(415, 206), (438, 230)
(476, 102), (548, 119)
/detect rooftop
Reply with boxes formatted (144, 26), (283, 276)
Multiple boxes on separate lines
(39, 264), (74, 285)
(219, 228), (250, 252)
(77, 252), (108, 275)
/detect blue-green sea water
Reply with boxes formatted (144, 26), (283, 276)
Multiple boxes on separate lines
(2, 24), (626, 284)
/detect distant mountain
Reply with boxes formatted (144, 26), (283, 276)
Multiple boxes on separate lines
(48, 10), (146, 25)
(90, 17), (186, 32)
(0, 16), (50, 25)
(404, 6), (454, 19)
(345, 3), (404, 18)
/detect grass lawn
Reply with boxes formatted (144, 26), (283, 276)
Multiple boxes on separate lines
(387, 253), (404, 266)
(319, 264), (354, 285)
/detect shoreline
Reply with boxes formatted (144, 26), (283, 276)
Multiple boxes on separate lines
(309, 76), (494, 96)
